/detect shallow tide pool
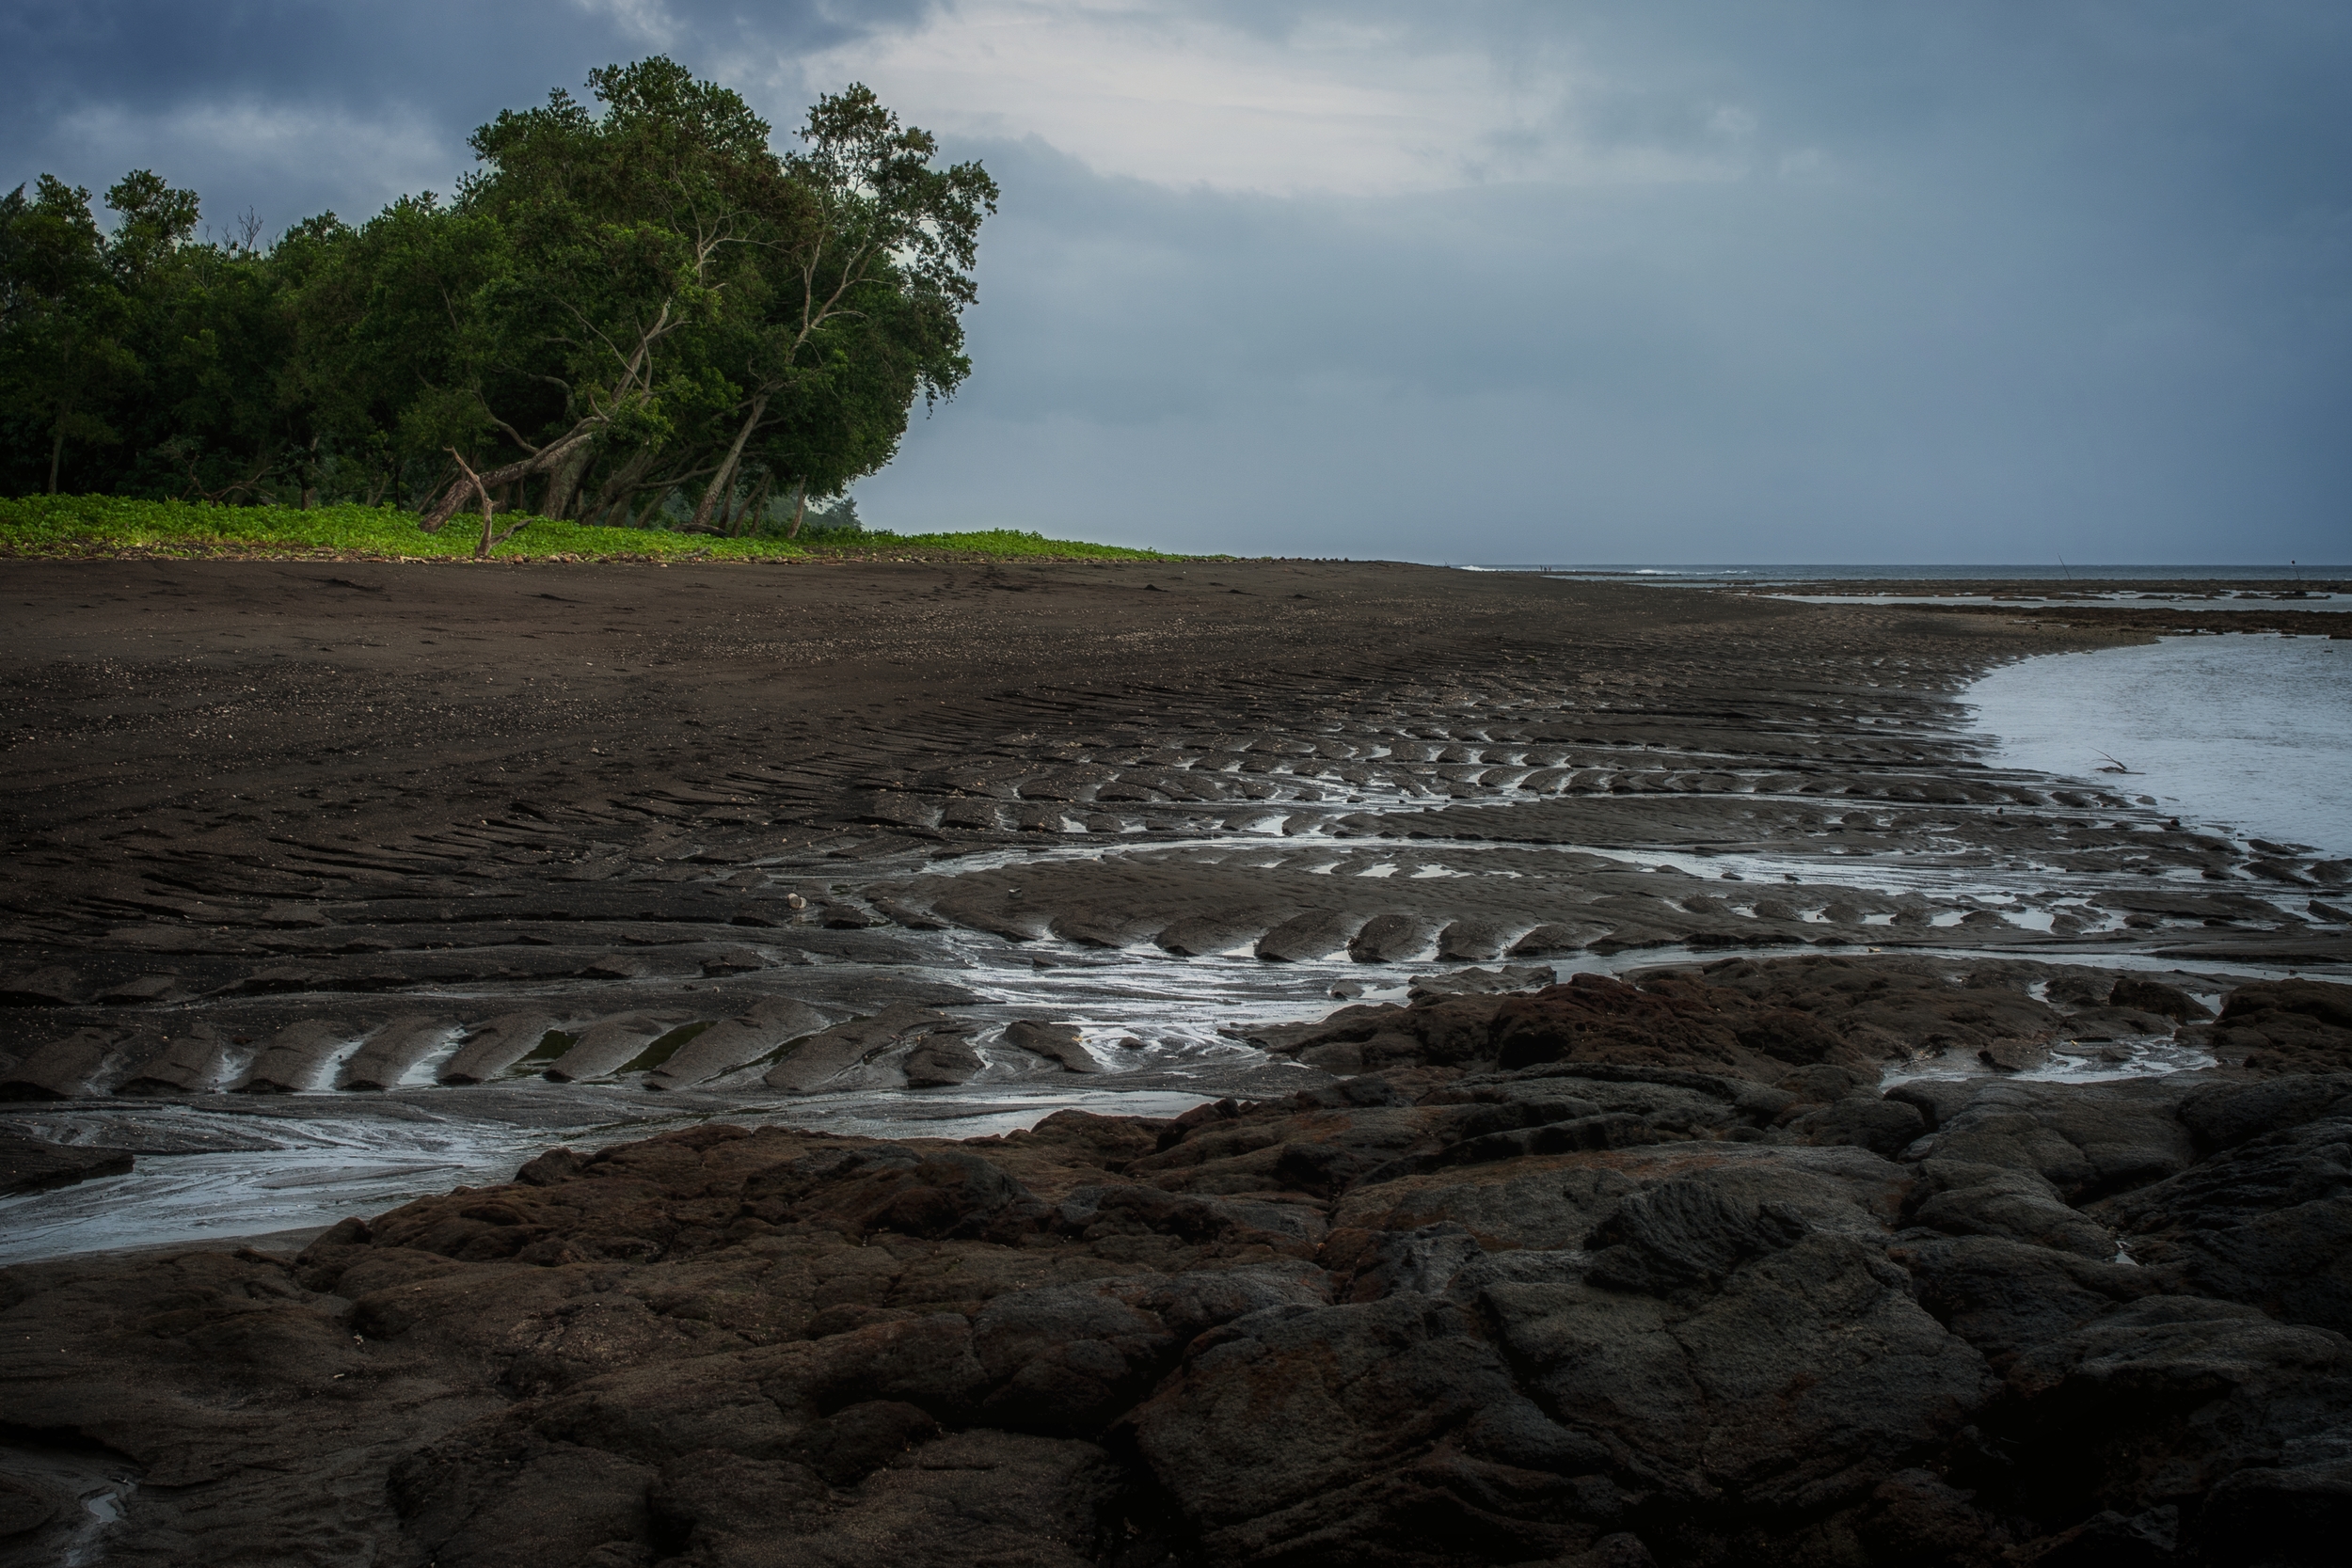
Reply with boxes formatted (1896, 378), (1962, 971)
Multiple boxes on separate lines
(1965, 634), (2352, 859)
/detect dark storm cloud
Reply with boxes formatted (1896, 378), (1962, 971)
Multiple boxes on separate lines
(0, 1), (927, 228)
(852, 3), (2351, 562)
(5, 1), (2344, 562)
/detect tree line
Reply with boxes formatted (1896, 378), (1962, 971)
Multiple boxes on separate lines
(0, 59), (993, 540)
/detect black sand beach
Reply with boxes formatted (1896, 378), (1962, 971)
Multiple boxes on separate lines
(5, 560), (2350, 1566)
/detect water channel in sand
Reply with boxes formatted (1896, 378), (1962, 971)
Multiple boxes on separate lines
(8, 632), (2347, 1264)
(0, 938), (2272, 1265)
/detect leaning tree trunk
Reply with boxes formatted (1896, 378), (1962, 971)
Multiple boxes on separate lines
(580, 444), (658, 529)
(47, 388), (79, 494)
(418, 432), (595, 533)
(735, 468), (774, 537)
(444, 450), (532, 559)
(421, 456), (531, 532)
(47, 362), (80, 494)
(689, 394), (770, 532)
(541, 443), (596, 523)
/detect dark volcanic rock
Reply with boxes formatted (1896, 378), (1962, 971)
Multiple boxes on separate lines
(1908, 1159), (2121, 1259)
(1894, 1233), (2163, 1370)
(2096, 1116), (2352, 1333)
(2195, 978), (2352, 1074)
(1989, 1295), (2352, 1549)
(1902, 1076), (2201, 1201)
(1127, 1292), (1604, 1564)
(15, 972), (2352, 1565)
(1787, 1094), (1929, 1157)
(2177, 1073), (2352, 1151)
(1979, 1036), (2053, 1071)
(1255, 957), (2081, 1089)
(2111, 974), (2215, 1022)
(1583, 1177), (1811, 1291)
(0, 966), (83, 1007)
(1498, 1232), (1996, 1514)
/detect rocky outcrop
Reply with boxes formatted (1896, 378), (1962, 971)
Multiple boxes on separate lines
(10, 974), (2352, 1566)
(1245, 956), (2076, 1082)
(2191, 980), (2352, 1073)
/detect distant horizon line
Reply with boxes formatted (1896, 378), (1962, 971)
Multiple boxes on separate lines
(1459, 562), (2347, 567)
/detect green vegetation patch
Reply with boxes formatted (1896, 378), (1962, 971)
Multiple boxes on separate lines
(820, 528), (1187, 561)
(0, 497), (1189, 562)
(0, 495), (807, 561)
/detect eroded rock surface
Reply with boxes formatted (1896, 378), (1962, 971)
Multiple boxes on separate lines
(10, 973), (2352, 1567)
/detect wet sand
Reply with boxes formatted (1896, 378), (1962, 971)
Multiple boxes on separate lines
(2, 559), (2347, 1256)
(8, 558), (2352, 1568)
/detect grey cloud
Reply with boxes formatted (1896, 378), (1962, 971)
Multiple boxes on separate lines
(4, 1), (2344, 562)
(847, 3), (2350, 562)
(859, 117), (2347, 561)
(0, 0), (922, 228)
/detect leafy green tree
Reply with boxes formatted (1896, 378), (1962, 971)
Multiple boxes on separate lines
(722, 276), (970, 537)
(405, 57), (781, 531)
(131, 197), (311, 503)
(0, 177), (139, 491)
(0, 60), (991, 524)
(293, 192), (508, 506)
(103, 170), (201, 282)
(685, 85), (994, 531)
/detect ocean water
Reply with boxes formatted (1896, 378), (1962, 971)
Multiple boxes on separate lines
(1472, 563), (2347, 585)
(1763, 590), (2350, 612)
(1966, 634), (2352, 859)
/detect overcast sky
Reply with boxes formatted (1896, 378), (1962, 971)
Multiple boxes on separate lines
(7, 1), (2345, 563)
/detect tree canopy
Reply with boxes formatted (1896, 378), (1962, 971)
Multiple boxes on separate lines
(0, 60), (994, 536)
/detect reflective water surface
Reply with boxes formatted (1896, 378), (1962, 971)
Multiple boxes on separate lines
(1967, 634), (2352, 858)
